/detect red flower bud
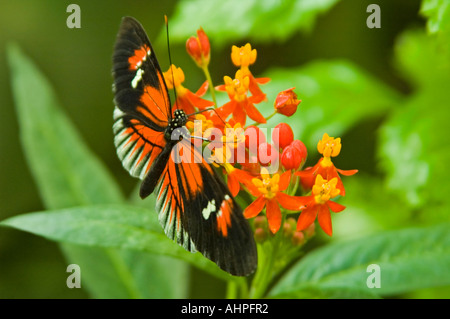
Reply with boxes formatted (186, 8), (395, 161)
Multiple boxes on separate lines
(274, 87), (301, 117)
(272, 123), (294, 150)
(254, 227), (267, 243)
(303, 222), (316, 238)
(254, 215), (268, 229)
(292, 140), (307, 167)
(258, 142), (279, 167)
(281, 140), (307, 171)
(282, 221), (293, 238)
(281, 145), (301, 170)
(291, 231), (305, 246)
(186, 27), (210, 68)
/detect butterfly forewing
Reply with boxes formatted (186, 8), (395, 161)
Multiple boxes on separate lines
(113, 17), (171, 124)
(112, 16), (257, 276)
(113, 17), (171, 180)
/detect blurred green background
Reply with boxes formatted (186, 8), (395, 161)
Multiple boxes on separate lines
(1, 0), (448, 298)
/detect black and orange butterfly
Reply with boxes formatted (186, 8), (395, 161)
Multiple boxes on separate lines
(112, 17), (257, 276)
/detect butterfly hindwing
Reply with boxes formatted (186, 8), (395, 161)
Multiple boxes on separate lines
(186, 165), (258, 276)
(155, 140), (257, 276)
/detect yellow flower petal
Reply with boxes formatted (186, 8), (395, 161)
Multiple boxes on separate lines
(313, 175), (340, 204)
(317, 133), (342, 158)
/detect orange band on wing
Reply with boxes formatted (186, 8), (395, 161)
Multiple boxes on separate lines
(128, 44), (150, 70)
(120, 120), (166, 171)
(217, 197), (233, 237)
(140, 86), (169, 125)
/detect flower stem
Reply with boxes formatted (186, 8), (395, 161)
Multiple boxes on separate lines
(226, 280), (238, 299)
(250, 110), (277, 127)
(202, 65), (218, 108)
(289, 173), (300, 196)
(265, 110), (277, 122)
(250, 227), (283, 298)
(226, 277), (248, 299)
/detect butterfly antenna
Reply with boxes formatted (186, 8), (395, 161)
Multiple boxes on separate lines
(211, 108), (227, 126)
(185, 108), (214, 118)
(186, 107), (227, 125)
(165, 15), (178, 110)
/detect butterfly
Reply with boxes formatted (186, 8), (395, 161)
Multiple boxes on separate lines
(111, 16), (257, 276)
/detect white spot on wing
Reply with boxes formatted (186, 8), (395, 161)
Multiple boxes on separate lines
(131, 68), (144, 88)
(202, 199), (216, 220)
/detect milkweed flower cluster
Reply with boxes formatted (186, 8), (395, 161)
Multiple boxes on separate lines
(163, 27), (358, 241)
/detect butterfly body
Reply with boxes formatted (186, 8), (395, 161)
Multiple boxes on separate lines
(164, 109), (191, 145)
(112, 17), (257, 276)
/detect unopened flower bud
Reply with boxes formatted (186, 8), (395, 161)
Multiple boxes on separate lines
(282, 221), (293, 238)
(272, 123), (294, 150)
(254, 227), (267, 243)
(281, 140), (308, 170)
(186, 27), (210, 68)
(254, 215), (267, 229)
(281, 145), (300, 170)
(274, 87), (301, 117)
(303, 222), (316, 238)
(291, 231), (305, 246)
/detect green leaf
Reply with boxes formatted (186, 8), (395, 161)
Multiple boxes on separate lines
(379, 30), (450, 210)
(269, 224), (450, 298)
(420, 0), (450, 55)
(1, 204), (234, 282)
(256, 60), (402, 148)
(6, 43), (189, 298)
(393, 29), (450, 90)
(271, 286), (380, 299)
(169, 0), (340, 46)
(421, 0), (450, 36)
(59, 244), (189, 299)
(7, 43), (123, 208)
(331, 174), (411, 241)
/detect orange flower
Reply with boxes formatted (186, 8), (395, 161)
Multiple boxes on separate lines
(217, 121), (246, 165)
(296, 133), (357, 195)
(231, 43), (269, 98)
(274, 88), (301, 117)
(197, 109), (227, 132)
(206, 127), (257, 197)
(231, 43), (257, 68)
(224, 163), (259, 197)
(295, 174), (346, 236)
(244, 169), (305, 233)
(186, 27), (210, 68)
(186, 113), (214, 135)
(216, 69), (266, 126)
(163, 64), (214, 114)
